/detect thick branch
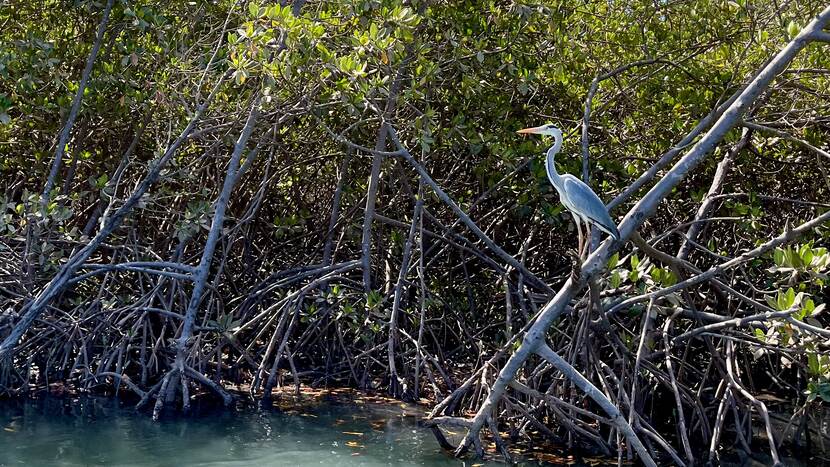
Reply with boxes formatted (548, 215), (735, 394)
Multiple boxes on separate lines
(176, 97), (261, 360)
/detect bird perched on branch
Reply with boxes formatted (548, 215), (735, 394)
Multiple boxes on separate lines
(517, 124), (619, 258)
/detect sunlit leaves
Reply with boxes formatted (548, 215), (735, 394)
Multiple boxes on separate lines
(769, 244), (829, 287)
(787, 20), (801, 39)
(366, 290), (382, 309)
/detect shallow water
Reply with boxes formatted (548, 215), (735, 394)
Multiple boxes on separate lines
(0, 396), (560, 466)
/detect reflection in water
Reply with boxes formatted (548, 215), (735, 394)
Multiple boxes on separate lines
(0, 397), (552, 466)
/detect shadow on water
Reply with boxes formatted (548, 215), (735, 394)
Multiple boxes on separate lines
(0, 396), (586, 466)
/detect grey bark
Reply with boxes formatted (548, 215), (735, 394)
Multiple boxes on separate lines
(742, 120), (830, 161)
(174, 98), (260, 371)
(362, 124), (390, 291)
(610, 207), (830, 315)
(323, 150), (352, 266)
(361, 51), (409, 291)
(387, 181), (423, 396)
(156, 99), (260, 413)
(84, 106), (153, 237)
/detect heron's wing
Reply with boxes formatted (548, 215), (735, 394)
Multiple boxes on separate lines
(561, 175), (620, 239)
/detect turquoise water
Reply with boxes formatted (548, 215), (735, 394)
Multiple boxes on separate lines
(0, 397), (557, 466)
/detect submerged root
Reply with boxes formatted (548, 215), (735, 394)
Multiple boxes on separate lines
(101, 366), (235, 420)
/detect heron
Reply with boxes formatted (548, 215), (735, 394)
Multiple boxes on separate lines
(517, 124), (620, 258)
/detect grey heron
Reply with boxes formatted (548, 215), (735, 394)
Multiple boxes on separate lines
(517, 124), (620, 257)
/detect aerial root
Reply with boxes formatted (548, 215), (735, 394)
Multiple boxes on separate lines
(420, 416), (474, 453)
(486, 415), (512, 462)
(183, 365), (234, 406)
(152, 370), (176, 421)
(422, 340), (659, 467)
(95, 372), (146, 399)
(423, 415), (490, 459)
(113, 366), (235, 420)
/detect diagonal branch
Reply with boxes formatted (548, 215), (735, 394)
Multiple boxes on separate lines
(741, 120), (830, 161)
(677, 128), (752, 259)
(176, 96), (261, 362)
(385, 126), (554, 294)
(535, 343), (657, 467)
(41, 0), (115, 208)
(609, 208), (830, 315)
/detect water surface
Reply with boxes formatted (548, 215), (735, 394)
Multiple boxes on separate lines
(0, 396), (561, 466)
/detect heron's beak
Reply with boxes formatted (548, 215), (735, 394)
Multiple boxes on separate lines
(516, 125), (545, 135)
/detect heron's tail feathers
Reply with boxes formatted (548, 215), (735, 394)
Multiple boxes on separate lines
(592, 219), (620, 241)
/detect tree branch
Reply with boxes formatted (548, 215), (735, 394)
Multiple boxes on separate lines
(41, 0), (115, 207)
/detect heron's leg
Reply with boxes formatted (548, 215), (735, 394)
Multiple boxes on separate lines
(567, 216), (583, 281)
(574, 214), (584, 258)
(580, 218), (591, 259)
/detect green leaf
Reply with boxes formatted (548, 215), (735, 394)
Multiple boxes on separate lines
(366, 290), (382, 309)
(316, 42), (332, 60)
(807, 353), (820, 375)
(607, 252), (619, 270)
(773, 248), (784, 266)
(802, 248), (813, 267)
(662, 270), (677, 287)
(754, 328), (766, 341)
(609, 270), (621, 289)
(785, 287), (795, 308)
(776, 287), (797, 311)
(803, 299), (815, 316)
(786, 21), (800, 39)
(650, 267), (662, 283)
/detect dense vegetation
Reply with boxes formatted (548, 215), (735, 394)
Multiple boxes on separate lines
(1, 0), (829, 464)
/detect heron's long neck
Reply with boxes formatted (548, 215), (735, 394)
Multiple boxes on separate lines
(545, 136), (563, 191)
